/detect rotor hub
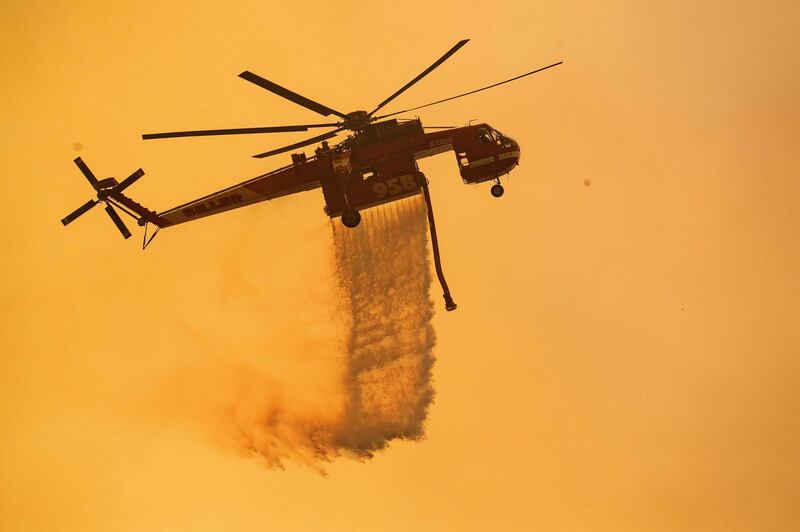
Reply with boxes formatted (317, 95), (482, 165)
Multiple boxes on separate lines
(343, 110), (370, 131)
(96, 177), (119, 190)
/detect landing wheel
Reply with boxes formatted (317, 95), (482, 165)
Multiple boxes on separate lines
(490, 184), (505, 198)
(341, 209), (361, 228)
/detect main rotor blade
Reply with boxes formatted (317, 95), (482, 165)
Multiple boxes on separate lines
(142, 123), (339, 140)
(252, 129), (343, 159)
(374, 61), (564, 121)
(369, 39), (470, 117)
(104, 204), (132, 239)
(61, 199), (97, 226)
(239, 71), (349, 120)
(113, 168), (145, 194)
(74, 157), (100, 189)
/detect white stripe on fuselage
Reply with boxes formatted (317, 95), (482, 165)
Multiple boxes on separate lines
(465, 150), (520, 168)
(414, 143), (453, 160)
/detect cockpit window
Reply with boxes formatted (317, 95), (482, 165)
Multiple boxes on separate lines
(490, 128), (514, 148)
(477, 128), (494, 144)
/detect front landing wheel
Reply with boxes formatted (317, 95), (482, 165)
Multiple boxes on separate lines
(341, 210), (361, 228)
(491, 184), (505, 198)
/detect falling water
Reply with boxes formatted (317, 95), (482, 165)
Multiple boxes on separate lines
(330, 196), (437, 456)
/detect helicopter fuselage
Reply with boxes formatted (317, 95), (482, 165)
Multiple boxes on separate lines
(145, 119), (520, 227)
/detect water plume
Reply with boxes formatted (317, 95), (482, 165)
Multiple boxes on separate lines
(330, 196), (437, 456)
(166, 195), (438, 471)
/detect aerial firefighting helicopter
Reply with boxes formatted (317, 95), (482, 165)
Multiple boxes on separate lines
(60, 39), (561, 311)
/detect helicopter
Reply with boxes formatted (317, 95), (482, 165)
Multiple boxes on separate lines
(60, 39), (562, 311)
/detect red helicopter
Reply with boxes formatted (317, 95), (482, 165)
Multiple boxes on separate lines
(61, 40), (561, 311)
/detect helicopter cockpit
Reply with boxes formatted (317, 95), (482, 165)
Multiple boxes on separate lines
(454, 123), (521, 185)
(477, 126), (517, 148)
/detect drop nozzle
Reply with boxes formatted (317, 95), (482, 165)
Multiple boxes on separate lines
(443, 292), (457, 312)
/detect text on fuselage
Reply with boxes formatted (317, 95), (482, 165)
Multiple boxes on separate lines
(183, 193), (243, 217)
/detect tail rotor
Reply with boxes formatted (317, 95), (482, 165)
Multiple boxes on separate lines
(60, 157), (145, 239)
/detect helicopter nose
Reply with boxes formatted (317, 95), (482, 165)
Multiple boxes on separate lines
(507, 138), (521, 167)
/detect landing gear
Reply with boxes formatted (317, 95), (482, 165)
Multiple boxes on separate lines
(490, 183), (504, 198)
(341, 209), (361, 228)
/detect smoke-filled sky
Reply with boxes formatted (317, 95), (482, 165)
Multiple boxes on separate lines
(2, 1), (800, 530)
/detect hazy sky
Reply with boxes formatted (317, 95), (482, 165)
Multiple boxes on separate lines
(2, 1), (799, 530)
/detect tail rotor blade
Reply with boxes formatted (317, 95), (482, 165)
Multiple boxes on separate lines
(61, 199), (97, 226)
(104, 204), (132, 239)
(74, 157), (100, 189)
(113, 168), (145, 194)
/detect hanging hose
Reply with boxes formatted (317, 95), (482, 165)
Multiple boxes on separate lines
(418, 172), (457, 311)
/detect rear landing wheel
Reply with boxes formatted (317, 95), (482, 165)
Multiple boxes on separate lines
(341, 209), (361, 228)
(491, 184), (504, 198)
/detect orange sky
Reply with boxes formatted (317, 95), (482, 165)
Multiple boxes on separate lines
(2, 1), (800, 530)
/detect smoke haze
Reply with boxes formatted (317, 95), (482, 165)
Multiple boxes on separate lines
(5, 3), (800, 529)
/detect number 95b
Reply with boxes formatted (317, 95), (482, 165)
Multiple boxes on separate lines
(371, 175), (417, 198)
